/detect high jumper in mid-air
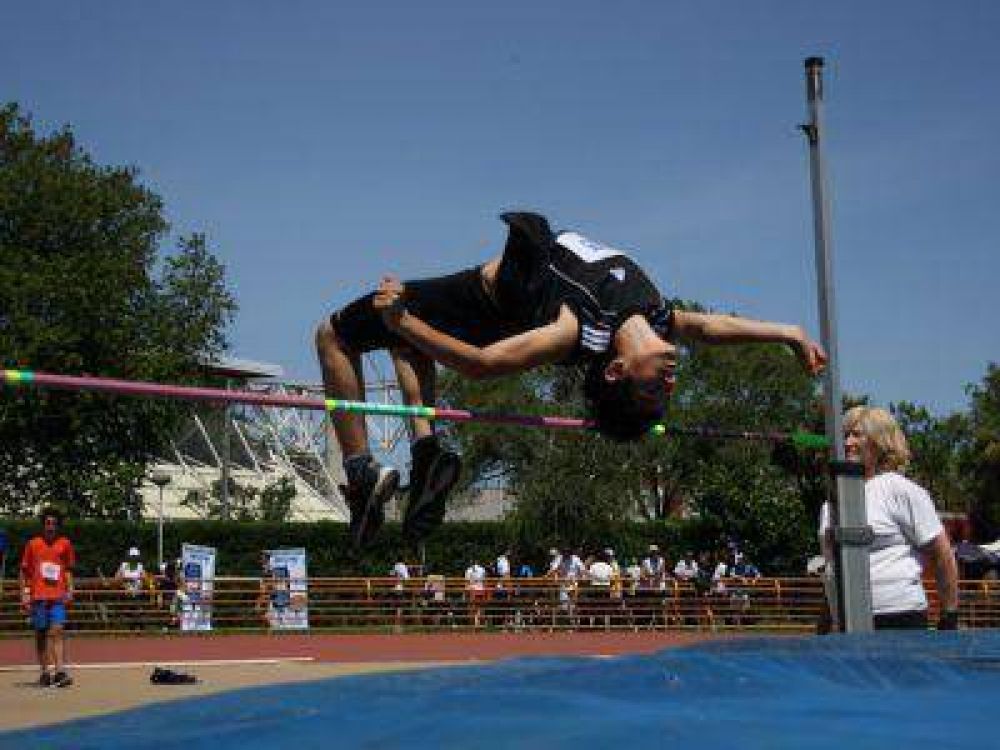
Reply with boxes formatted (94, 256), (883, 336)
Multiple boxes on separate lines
(316, 211), (826, 548)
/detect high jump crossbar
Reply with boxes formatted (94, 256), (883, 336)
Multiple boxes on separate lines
(2, 369), (828, 449)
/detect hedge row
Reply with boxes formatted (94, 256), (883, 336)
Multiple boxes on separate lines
(0, 518), (718, 577)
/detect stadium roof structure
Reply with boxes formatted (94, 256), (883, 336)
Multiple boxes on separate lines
(201, 356), (285, 380)
(142, 353), (411, 522)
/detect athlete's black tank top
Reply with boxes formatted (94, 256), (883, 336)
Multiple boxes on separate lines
(494, 212), (671, 363)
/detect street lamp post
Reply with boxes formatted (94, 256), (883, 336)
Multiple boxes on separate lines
(150, 471), (172, 571)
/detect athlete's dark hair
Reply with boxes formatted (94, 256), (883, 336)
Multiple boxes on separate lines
(40, 506), (63, 525)
(583, 357), (665, 442)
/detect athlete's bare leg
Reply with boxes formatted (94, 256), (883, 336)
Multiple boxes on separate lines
(315, 319), (368, 457)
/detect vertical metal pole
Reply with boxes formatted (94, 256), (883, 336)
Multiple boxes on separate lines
(158, 485), (164, 571)
(801, 56), (872, 633)
(150, 472), (171, 572)
(221, 378), (232, 521)
(803, 57), (844, 460)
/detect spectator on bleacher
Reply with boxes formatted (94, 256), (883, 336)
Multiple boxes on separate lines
(604, 548), (619, 575)
(819, 406), (960, 631)
(673, 552), (699, 582)
(390, 559), (410, 594)
(517, 561), (534, 578)
(115, 547), (145, 597)
(174, 558), (194, 615)
(255, 552), (274, 623)
(554, 547), (584, 611)
(19, 507), (75, 688)
(465, 559), (487, 627)
(580, 550), (616, 628)
(711, 553), (730, 595)
(158, 559), (179, 615)
(641, 544), (667, 592)
(694, 551), (715, 596)
(625, 557), (642, 597)
(422, 573), (446, 604)
(464, 560), (486, 594)
(587, 550), (615, 591)
(605, 548), (623, 599)
(554, 547), (584, 581)
(546, 548), (562, 577)
(494, 551), (512, 599)
(733, 554), (761, 579)
(727, 552), (758, 627)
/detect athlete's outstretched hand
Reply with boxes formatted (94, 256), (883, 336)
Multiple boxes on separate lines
(374, 275), (406, 328)
(791, 328), (827, 375)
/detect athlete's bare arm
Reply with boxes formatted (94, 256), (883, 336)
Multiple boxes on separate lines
(671, 309), (827, 375)
(374, 276), (578, 379)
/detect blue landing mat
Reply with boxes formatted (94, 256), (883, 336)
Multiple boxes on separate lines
(5, 631), (1000, 749)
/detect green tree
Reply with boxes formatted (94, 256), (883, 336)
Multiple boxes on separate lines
(0, 103), (236, 517)
(891, 401), (971, 514)
(671, 335), (826, 572)
(260, 477), (296, 522)
(964, 364), (1000, 539)
(182, 476), (296, 522)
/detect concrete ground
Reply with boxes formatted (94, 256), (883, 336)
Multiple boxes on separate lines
(0, 630), (717, 732)
(0, 660), (452, 732)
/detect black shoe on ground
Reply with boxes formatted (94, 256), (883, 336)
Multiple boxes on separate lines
(346, 460), (400, 549)
(151, 667), (198, 685)
(52, 671), (73, 688)
(403, 438), (461, 541)
(38, 672), (52, 688)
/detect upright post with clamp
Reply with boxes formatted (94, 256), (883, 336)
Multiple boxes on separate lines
(830, 459), (873, 632)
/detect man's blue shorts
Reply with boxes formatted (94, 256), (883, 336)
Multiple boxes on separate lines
(30, 600), (67, 631)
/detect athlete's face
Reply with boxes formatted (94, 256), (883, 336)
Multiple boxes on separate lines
(625, 340), (677, 408)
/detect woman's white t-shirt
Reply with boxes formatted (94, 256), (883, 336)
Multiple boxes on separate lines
(819, 471), (943, 615)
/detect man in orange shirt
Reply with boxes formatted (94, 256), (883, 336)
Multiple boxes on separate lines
(19, 508), (76, 688)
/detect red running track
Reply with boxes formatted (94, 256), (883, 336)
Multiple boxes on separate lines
(0, 631), (725, 666)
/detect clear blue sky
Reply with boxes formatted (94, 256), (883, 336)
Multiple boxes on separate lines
(4, 1), (997, 415)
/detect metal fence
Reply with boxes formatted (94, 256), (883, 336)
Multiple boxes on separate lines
(2, 577), (998, 635)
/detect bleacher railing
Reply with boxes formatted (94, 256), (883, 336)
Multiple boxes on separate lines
(1, 577), (997, 635)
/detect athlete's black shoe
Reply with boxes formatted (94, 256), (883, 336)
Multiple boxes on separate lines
(38, 672), (52, 688)
(346, 460), (400, 549)
(52, 671), (73, 688)
(403, 438), (461, 541)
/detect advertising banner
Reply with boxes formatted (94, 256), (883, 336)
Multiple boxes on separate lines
(263, 548), (309, 630)
(179, 543), (216, 632)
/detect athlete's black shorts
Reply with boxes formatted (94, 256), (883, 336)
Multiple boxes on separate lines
(330, 212), (555, 353)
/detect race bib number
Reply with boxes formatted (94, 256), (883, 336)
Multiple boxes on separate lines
(40, 562), (61, 584)
(556, 232), (626, 263)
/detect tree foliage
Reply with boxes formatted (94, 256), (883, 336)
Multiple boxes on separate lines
(964, 364), (1000, 538)
(891, 401), (971, 514)
(0, 103), (236, 517)
(181, 476), (296, 523)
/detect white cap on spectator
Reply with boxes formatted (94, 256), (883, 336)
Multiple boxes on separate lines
(549, 548), (559, 557)
(128, 547), (140, 557)
(648, 544), (659, 552)
(604, 548), (615, 557)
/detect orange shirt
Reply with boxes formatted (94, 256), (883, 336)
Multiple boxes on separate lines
(20, 536), (76, 601)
